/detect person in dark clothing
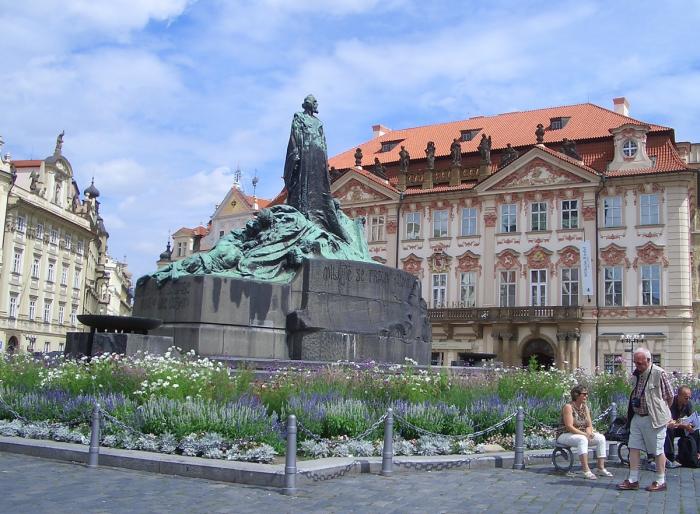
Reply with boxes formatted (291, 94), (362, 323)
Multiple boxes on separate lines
(665, 385), (700, 466)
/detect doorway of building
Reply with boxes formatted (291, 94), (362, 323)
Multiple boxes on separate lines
(521, 338), (555, 369)
(7, 336), (19, 354)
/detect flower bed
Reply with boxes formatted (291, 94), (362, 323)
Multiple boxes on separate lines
(1, 351), (698, 461)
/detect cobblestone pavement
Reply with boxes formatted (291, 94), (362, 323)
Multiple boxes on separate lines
(1, 453), (699, 514)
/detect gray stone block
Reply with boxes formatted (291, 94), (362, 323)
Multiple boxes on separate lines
(64, 332), (174, 357)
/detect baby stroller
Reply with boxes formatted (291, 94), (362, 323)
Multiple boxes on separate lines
(606, 415), (652, 466)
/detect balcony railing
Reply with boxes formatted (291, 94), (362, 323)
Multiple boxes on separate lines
(427, 305), (584, 322)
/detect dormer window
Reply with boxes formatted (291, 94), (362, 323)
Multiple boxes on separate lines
(549, 117), (570, 130)
(622, 139), (638, 158)
(461, 129), (481, 142)
(380, 140), (401, 152)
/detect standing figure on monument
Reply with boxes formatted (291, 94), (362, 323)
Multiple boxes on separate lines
(284, 95), (349, 242)
(478, 134), (492, 164)
(451, 138), (462, 166)
(354, 148), (363, 167)
(399, 145), (410, 173)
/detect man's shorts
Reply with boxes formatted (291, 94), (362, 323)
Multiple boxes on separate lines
(629, 414), (666, 456)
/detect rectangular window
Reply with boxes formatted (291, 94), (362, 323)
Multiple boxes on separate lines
(12, 249), (23, 274)
(16, 215), (26, 234)
(8, 294), (18, 319)
(460, 271), (476, 307)
(31, 256), (40, 279)
(432, 273), (447, 307)
(530, 202), (547, 231)
(64, 234), (72, 251)
(561, 200), (579, 229)
(604, 266), (623, 306)
(50, 228), (59, 245)
(640, 193), (660, 225)
(61, 265), (68, 286)
(59, 342), (65, 351)
(43, 300), (52, 323)
(461, 207), (478, 236)
(73, 269), (81, 289)
(405, 211), (420, 240)
(499, 270), (516, 307)
(603, 354), (623, 373)
(47, 261), (55, 283)
(29, 298), (36, 320)
(44, 342), (50, 353)
(177, 242), (185, 257)
(530, 269), (547, 306)
(369, 215), (385, 242)
(432, 210), (449, 238)
(641, 264), (661, 306)
(70, 306), (78, 326)
(36, 223), (44, 240)
(652, 354), (661, 366)
(500, 204), (517, 233)
(561, 268), (579, 307)
(604, 197), (622, 227)
(58, 304), (65, 324)
(76, 240), (83, 255)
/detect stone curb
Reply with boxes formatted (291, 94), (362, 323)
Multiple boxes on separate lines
(0, 436), (618, 488)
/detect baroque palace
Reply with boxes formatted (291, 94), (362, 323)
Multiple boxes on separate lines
(0, 134), (132, 355)
(321, 98), (699, 373)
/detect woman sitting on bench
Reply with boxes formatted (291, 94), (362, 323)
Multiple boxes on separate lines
(556, 385), (612, 479)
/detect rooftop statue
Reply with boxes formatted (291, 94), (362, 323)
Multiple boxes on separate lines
(561, 138), (582, 160)
(139, 95), (371, 287)
(425, 141), (436, 170)
(372, 157), (387, 179)
(398, 145), (410, 173)
(535, 123), (545, 144)
(450, 138), (462, 166)
(354, 147), (363, 166)
(478, 134), (492, 165)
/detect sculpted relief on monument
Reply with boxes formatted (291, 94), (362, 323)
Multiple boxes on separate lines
(493, 159), (586, 189)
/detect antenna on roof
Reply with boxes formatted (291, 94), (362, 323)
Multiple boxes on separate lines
(252, 170), (259, 197)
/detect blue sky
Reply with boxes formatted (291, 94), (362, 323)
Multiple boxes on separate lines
(1, 0), (699, 279)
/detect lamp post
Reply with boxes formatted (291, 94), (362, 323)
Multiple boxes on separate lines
(620, 333), (645, 372)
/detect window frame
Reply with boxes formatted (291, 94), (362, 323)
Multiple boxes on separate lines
(603, 196), (622, 227)
(622, 139), (638, 158)
(405, 211), (421, 240)
(530, 202), (547, 232)
(369, 214), (386, 242)
(560, 267), (579, 307)
(431, 273), (448, 308)
(500, 203), (517, 233)
(560, 199), (579, 230)
(43, 300), (52, 323)
(639, 193), (660, 225)
(47, 261), (56, 283)
(603, 266), (623, 306)
(8, 294), (18, 319)
(461, 207), (478, 236)
(640, 263), (661, 306)
(529, 269), (548, 306)
(460, 271), (477, 307)
(12, 248), (23, 274)
(432, 209), (449, 238)
(499, 270), (517, 307)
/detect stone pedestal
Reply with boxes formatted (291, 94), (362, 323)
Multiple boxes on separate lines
(133, 259), (431, 364)
(64, 332), (174, 357)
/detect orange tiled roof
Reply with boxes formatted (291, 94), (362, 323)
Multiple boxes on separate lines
(328, 102), (671, 170)
(12, 160), (42, 167)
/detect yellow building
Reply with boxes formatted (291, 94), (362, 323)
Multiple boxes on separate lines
(0, 134), (111, 354)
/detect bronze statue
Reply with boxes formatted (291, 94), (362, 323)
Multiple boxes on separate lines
(399, 145), (410, 173)
(535, 124), (545, 144)
(354, 148), (363, 167)
(373, 157), (387, 179)
(478, 134), (492, 164)
(500, 143), (519, 167)
(561, 138), (582, 160)
(450, 138), (462, 166)
(283, 94), (349, 242)
(425, 141), (436, 170)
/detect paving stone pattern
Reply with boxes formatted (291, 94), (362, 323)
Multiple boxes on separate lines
(1, 452), (698, 514)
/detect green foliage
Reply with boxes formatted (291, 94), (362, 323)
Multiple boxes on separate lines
(0, 354), (47, 390)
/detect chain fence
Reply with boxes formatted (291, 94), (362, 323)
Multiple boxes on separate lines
(391, 411), (517, 442)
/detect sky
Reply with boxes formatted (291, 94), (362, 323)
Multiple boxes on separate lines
(1, 0), (699, 280)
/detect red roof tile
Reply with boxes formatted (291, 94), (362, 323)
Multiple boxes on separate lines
(328, 102), (670, 170)
(12, 160), (42, 167)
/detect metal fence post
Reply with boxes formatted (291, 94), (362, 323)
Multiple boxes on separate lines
(609, 402), (617, 424)
(87, 403), (101, 468)
(283, 415), (297, 495)
(512, 406), (525, 470)
(381, 408), (393, 476)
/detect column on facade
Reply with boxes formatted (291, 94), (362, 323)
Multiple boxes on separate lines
(555, 332), (568, 370)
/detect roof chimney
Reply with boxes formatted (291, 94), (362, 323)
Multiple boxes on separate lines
(613, 97), (630, 117)
(372, 124), (390, 139)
